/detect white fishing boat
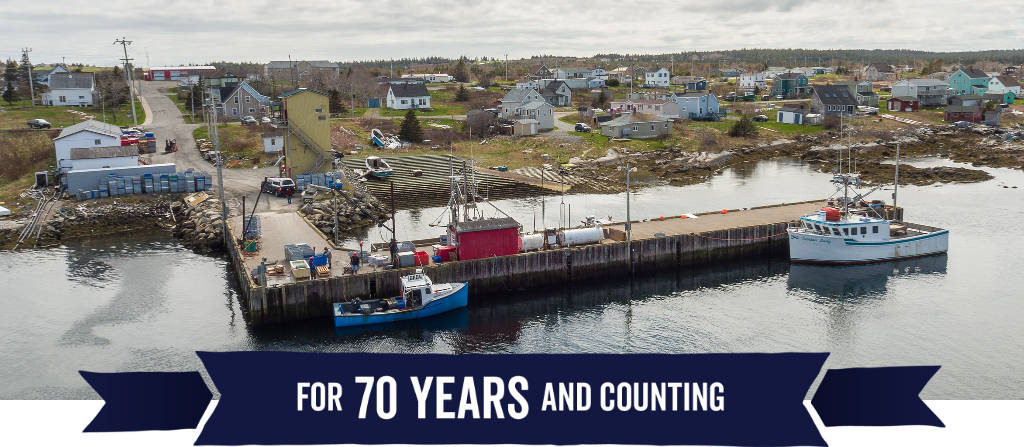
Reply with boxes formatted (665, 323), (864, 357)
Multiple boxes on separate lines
(370, 128), (401, 149)
(787, 121), (948, 265)
(364, 155), (393, 178)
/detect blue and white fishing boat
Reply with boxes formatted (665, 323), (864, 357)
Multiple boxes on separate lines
(333, 270), (468, 327)
(365, 155), (393, 179)
(371, 128), (401, 149)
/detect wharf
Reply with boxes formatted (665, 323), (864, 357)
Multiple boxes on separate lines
(226, 199), (828, 326)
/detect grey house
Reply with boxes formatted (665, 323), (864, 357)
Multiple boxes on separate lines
(811, 85), (858, 117)
(599, 112), (673, 139)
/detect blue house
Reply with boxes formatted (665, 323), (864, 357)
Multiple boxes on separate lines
(948, 68), (990, 95)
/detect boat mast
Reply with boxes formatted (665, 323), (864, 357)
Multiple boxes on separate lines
(893, 142), (900, 221)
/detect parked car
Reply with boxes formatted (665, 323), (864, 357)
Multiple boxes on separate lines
(574, 123), (592, 132)
(27, 119), (51, 129)
(775, 95), (784, 100)
(261, 177), (296, 196)
(241, 116), (258, 125)
(260, 117), (271, 124)
(761, 95), (770, 101)
(752, 115), (769, 122)
(953, 121), (973, 128)
(767, 103), (777, 109)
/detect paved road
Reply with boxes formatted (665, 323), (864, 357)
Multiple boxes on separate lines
(137, 81), (293, 217)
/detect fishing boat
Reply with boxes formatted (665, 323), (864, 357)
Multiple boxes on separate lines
(332, 270), (468, 327)
(370, 128), (401, 149)
(787, 118), (948, 265)
(365, 155), (393, 178)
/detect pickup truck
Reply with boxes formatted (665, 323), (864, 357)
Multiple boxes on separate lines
(27, 119), (51, 129)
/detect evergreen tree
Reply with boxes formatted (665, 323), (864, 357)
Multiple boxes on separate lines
(753, 85), (761, 98)
(728, 114), (757, 137)
(4, 59), (18, 82)
(454, 84), (470, 101)
(398, 109), (423, 143)
(328, 88), (347, 113)
(453, 59), (470, 83)
(3, 81), (18, 105)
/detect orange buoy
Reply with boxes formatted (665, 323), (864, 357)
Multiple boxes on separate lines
(659, 216), (664, 221)
(681, 215), (687, 219)
(721, 209), (728, 214)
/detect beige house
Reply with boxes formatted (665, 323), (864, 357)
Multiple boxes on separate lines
(610, 98), (680, 119)
(280, 88), (331, 177)
(599, 112), (673, 139)
(222, 81), (272, 118)
(265, 60), (339, 82)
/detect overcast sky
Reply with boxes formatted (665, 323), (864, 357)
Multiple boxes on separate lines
(2, 0), (1022, 67)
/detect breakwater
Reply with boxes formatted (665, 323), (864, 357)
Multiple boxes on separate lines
(231, 220), (789, 326)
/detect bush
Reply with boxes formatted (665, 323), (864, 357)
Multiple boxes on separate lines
(606, 79), (620, 87)
(728, 115), (757, 137)
(0, 131), (55, 182)
(822, 116), (841, 130)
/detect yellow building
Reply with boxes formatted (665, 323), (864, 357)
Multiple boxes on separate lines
(280, 88), (331, 177)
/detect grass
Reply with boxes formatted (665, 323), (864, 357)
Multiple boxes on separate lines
(380, 105), (468, 117)
(192, 124), (277, 168)
(0, 98), (146, 130)
(164, 92), (204, 124)
(331, 108), (368, 118)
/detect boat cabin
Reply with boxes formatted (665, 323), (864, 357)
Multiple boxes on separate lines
(401, 269), (446, 307)
(798, 209), (891, 241)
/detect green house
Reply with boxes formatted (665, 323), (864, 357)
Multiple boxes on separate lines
(948, 68), (989, 95)
(770, 73), (809, 98)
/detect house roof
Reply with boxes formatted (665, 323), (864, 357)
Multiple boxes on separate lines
(227, 81), (272, 104)
(994, 75), (1020, 87)
(540, 81), (568, 96)
(603, 112), (668, 127)
(953, 94), (982, 100)
(779, 102), (809, 113)
(265, 61), (334, 69)
(776, 72), (805, 80)
(621, 99), (672, 105)
(279, 88), (327, 98)
(261, 132), (284, 138)
(515, 119), (539, 124)
(675, 92), (713, 98)
(813, 85), (858, 107)
(833, 80), (868, 86)
(557, 67), (591, 73)
(48, 73), (94, 89)
(502, 88), (539, 103)
(904, 78), (948, 86)
(944, 105), (981, 113)
(891, 96), (918, 102)
(868, 63), (893, 73)
(210, 69), (247, 79)
(55, 120), (122, 140)
(388, 83), (430, 98)
(958, 68), (988, 79)
(517, 100), (552, 111)
(453, 217), (519, 233)
(70, 146), (137, 160)
(150, 65), (217, 71)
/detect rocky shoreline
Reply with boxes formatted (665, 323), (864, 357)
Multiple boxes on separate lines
(299, 188), (393, 239)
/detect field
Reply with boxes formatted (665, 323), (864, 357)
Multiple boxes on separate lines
(192, 124), (278, 168)
(0, 99), (146, 130)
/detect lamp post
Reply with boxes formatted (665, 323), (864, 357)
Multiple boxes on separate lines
(618, 162), (637, 271)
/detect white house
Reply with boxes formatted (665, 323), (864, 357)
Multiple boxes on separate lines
(499, 88), (553, 130)
(386, 83), (431, 109)
(739, 72), (767, 90)
(988, 76), (1020, 96)
(516, 79), (539, 90)
(53, 120), (126, 173)
(644, 67), (671, 88)
(500, 88), (544, 120)
(610, 98), (680, 119)
(776, 103), (809, 124)
(43, 73), (96, 106)
(402, 73), (452, 83)
(591, 68), (607, 80)
(538, 80), (573, 107)
(671, 92), (720, 119)
(553, 67), (593, 79)
(261, 131), (283, 154)
(890, 78), (952, 106)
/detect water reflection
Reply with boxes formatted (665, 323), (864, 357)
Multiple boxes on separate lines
(787, 254), (948, 299)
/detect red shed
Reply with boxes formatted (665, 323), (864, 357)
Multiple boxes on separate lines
(943, 105), (983, 123)
(887, 96), (919, 112)
(450, 217), (520, 261)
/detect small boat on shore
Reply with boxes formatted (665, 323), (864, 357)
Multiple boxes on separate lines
(370, 128), (401, 149)
(365, 155), (393, 178)
(332, 270), (468, 327)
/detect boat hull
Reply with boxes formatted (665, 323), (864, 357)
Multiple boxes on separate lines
(788, 229), (949, 265)
(333, 282), (468, 327)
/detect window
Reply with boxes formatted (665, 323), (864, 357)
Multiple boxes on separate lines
(249, 108), (255, 113)
(842, 228), (849, 236)
(401, 100), (408, 104)
(271, 139), (276, 146)
(79, 95), (85, 99)
(832, 228), (841, 236)
(234, 97), (239, 103)
(651, 124), (656, 131)
(632, 125), (639, 131)
(232, 107), (237, 115)
(665, 123), (669, 128)
(245, 96), (250, 103)
(94, 139), (101, 145)
(419, 99), (426, 105)
(315, 108), (323, 113)
(59, 96), (66, 102)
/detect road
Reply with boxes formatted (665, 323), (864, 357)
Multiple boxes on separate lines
(137, 81), (293, 217)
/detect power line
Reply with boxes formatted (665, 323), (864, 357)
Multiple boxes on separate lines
(113, 37), (139, 127)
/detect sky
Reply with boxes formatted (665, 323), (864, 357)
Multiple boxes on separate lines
(2, 0), (1023, 67)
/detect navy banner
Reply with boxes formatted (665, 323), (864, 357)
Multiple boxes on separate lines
(80, 353), (946, 445)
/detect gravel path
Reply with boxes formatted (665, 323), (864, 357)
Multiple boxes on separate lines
(136, 81), (292, 217)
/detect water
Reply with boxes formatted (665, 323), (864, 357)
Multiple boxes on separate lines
(1, 158), (1021, 399)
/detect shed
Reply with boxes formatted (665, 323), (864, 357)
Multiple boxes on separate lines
(887, 96), (919, 112)
(513, 119), (539, 136)
(943, 105), (982, 123)
(262, 132), (284, 154)
(450, 217), (521, 261)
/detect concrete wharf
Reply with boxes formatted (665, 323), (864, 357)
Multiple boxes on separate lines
(226, 199), (826, 326)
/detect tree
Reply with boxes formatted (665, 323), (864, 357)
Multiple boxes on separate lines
(728, 114), (757, 137)
(753, 85), (761, 98)
(762, 61), (769, 72)
(398, 109), (423, 143)
(592, 90), (608, 108)
(3, 81), (18, 105)
(606, 78), (620, 87)
(453, 59), (470, 83)
(4, 59), (18, 82)
(454, 84), (470, 101)
(328, 88), (348, 114)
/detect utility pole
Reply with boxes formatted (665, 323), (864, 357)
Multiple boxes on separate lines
(114, 38), (138, 126)
(505, 53), (508, 82)
(21, 48), (35, 106)
(213, 97), (228, 239)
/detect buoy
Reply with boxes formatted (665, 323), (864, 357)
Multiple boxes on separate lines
(680, 215), (687, 219)
(721, 209), (728, 214)
(659, 216), (664, 221)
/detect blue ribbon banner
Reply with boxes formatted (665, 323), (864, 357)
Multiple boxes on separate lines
(80, 353), (944, 445)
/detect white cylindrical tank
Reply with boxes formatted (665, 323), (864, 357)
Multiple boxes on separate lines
(557, 225), (603, 247)
(520, 233), (544, 252)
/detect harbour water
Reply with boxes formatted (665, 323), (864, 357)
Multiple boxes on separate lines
(1, 158), (1021, 399)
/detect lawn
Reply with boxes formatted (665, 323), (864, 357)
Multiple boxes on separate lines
(164, 92), (204, 124)
(380, 105), (468, 117)
(0, 98), (146, 130)
(192, 124), (277, 168)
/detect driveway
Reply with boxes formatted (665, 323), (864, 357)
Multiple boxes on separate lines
(137, 81), (293, 217)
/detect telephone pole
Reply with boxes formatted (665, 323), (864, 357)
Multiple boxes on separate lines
(21, 48), (35, 106)
(114, 37), (138, 126)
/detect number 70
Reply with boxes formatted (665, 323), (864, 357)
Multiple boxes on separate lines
(355, 376), (397, 419)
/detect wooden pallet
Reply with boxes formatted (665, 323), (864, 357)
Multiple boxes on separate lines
(316, 265), (331, 277)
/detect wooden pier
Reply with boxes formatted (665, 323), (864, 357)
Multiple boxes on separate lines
(227, 200), (825, 326)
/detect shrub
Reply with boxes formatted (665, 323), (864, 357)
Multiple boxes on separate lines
(728, 115), (757, 137)
(822, 116), (841, 130)
(606, 79), (620, 87)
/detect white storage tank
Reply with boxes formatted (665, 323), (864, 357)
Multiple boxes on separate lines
(520, 233), (544, 252)
(557, 225), (603, 247)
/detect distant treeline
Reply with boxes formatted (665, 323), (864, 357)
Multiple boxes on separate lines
(593, 49), (1024, 67)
